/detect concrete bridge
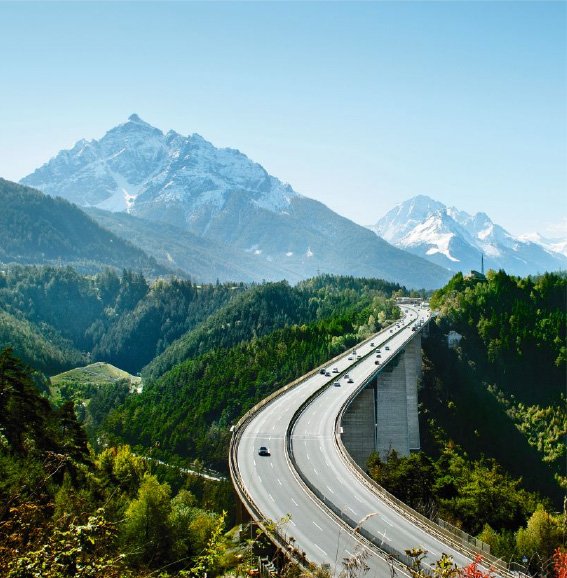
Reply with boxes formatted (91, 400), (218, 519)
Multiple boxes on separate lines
(230, 303), (507, 577)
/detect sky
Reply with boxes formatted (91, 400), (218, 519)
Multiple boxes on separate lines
(1, 1), (565, 238)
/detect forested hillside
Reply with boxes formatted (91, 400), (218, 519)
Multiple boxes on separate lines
(366, 271), (566, 567)
(103, 276), (401, 468)
(0, 266), (402, 469)
(0, 266), (239, 375)
(424, 270), (565, 495)
(0, 179), (171, 276)
(0, 348), (238, 577)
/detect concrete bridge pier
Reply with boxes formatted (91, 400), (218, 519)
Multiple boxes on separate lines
(342, 332), (422, 468)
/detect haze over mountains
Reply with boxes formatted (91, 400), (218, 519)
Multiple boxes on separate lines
(370, 195), (567, 277)
(21, 115), (450, 288)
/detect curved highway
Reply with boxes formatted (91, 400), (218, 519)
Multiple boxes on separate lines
(233, 305), (504, 576)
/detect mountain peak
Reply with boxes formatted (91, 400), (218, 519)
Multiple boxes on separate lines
(128, 113), (146, 124)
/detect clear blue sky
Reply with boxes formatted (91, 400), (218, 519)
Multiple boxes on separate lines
(1, 1), (565, 237)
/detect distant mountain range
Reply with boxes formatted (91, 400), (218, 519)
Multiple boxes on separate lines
(369, 195), (567, 276)
(21, 115), (450, 289)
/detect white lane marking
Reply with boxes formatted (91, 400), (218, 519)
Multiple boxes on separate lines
(326, 485), (335, 494)
(382, 515), (393, 527)
(291, 520), (297, 526)
(345, 549), (353, 557)
(270, 462), (274, 468)
(257, 476), (262, 483)
(313, 468), (319, 475)
(306, 453), (310, 461)
(268, 494), (275, 502)
(347, 507), (357, 516)
(291, 498), (299, 506)
(315, 544), (327, 556)
(354, 495), (363, 502)
(277, 478), (282, 486)
(313, 521), (323, 531)
(253, 459), (256, 466)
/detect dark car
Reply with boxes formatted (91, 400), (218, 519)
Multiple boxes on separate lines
(258, 446), (270, 456)
(347, 378), (354, 383)
(333, 381), (341, 387)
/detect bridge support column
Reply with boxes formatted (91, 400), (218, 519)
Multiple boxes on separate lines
(342, 333), (422, 466)
(341, 384), (376, 468)
(405, 333), (421, 451)
(375, 353), (410, 458)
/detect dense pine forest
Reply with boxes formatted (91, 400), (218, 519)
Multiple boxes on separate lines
(1, 265), (565, 575)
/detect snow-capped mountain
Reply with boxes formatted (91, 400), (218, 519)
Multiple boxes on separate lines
(22, 114), (297, 219)
(21, 116), (452, 288)
(369, 195), (567, 276)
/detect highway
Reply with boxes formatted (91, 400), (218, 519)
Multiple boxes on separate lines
(233, 305), (499, 577)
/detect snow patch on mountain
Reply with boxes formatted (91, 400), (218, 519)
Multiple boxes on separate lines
(520, 232), (567, 258)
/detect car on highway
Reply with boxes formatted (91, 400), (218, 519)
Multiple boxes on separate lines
(347, 378), (354, 383)
(385, 345), (390, 350)
(348, 355), (354, 360)
(333, 381), (341, 387)
(258, 446), (270, 456)
(375, 360), (380, 365)
(370, 342), (375, 347)
(325, 371), (331, 377)
(320, 368), (327, 374)
(332, 367), (339, 373)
